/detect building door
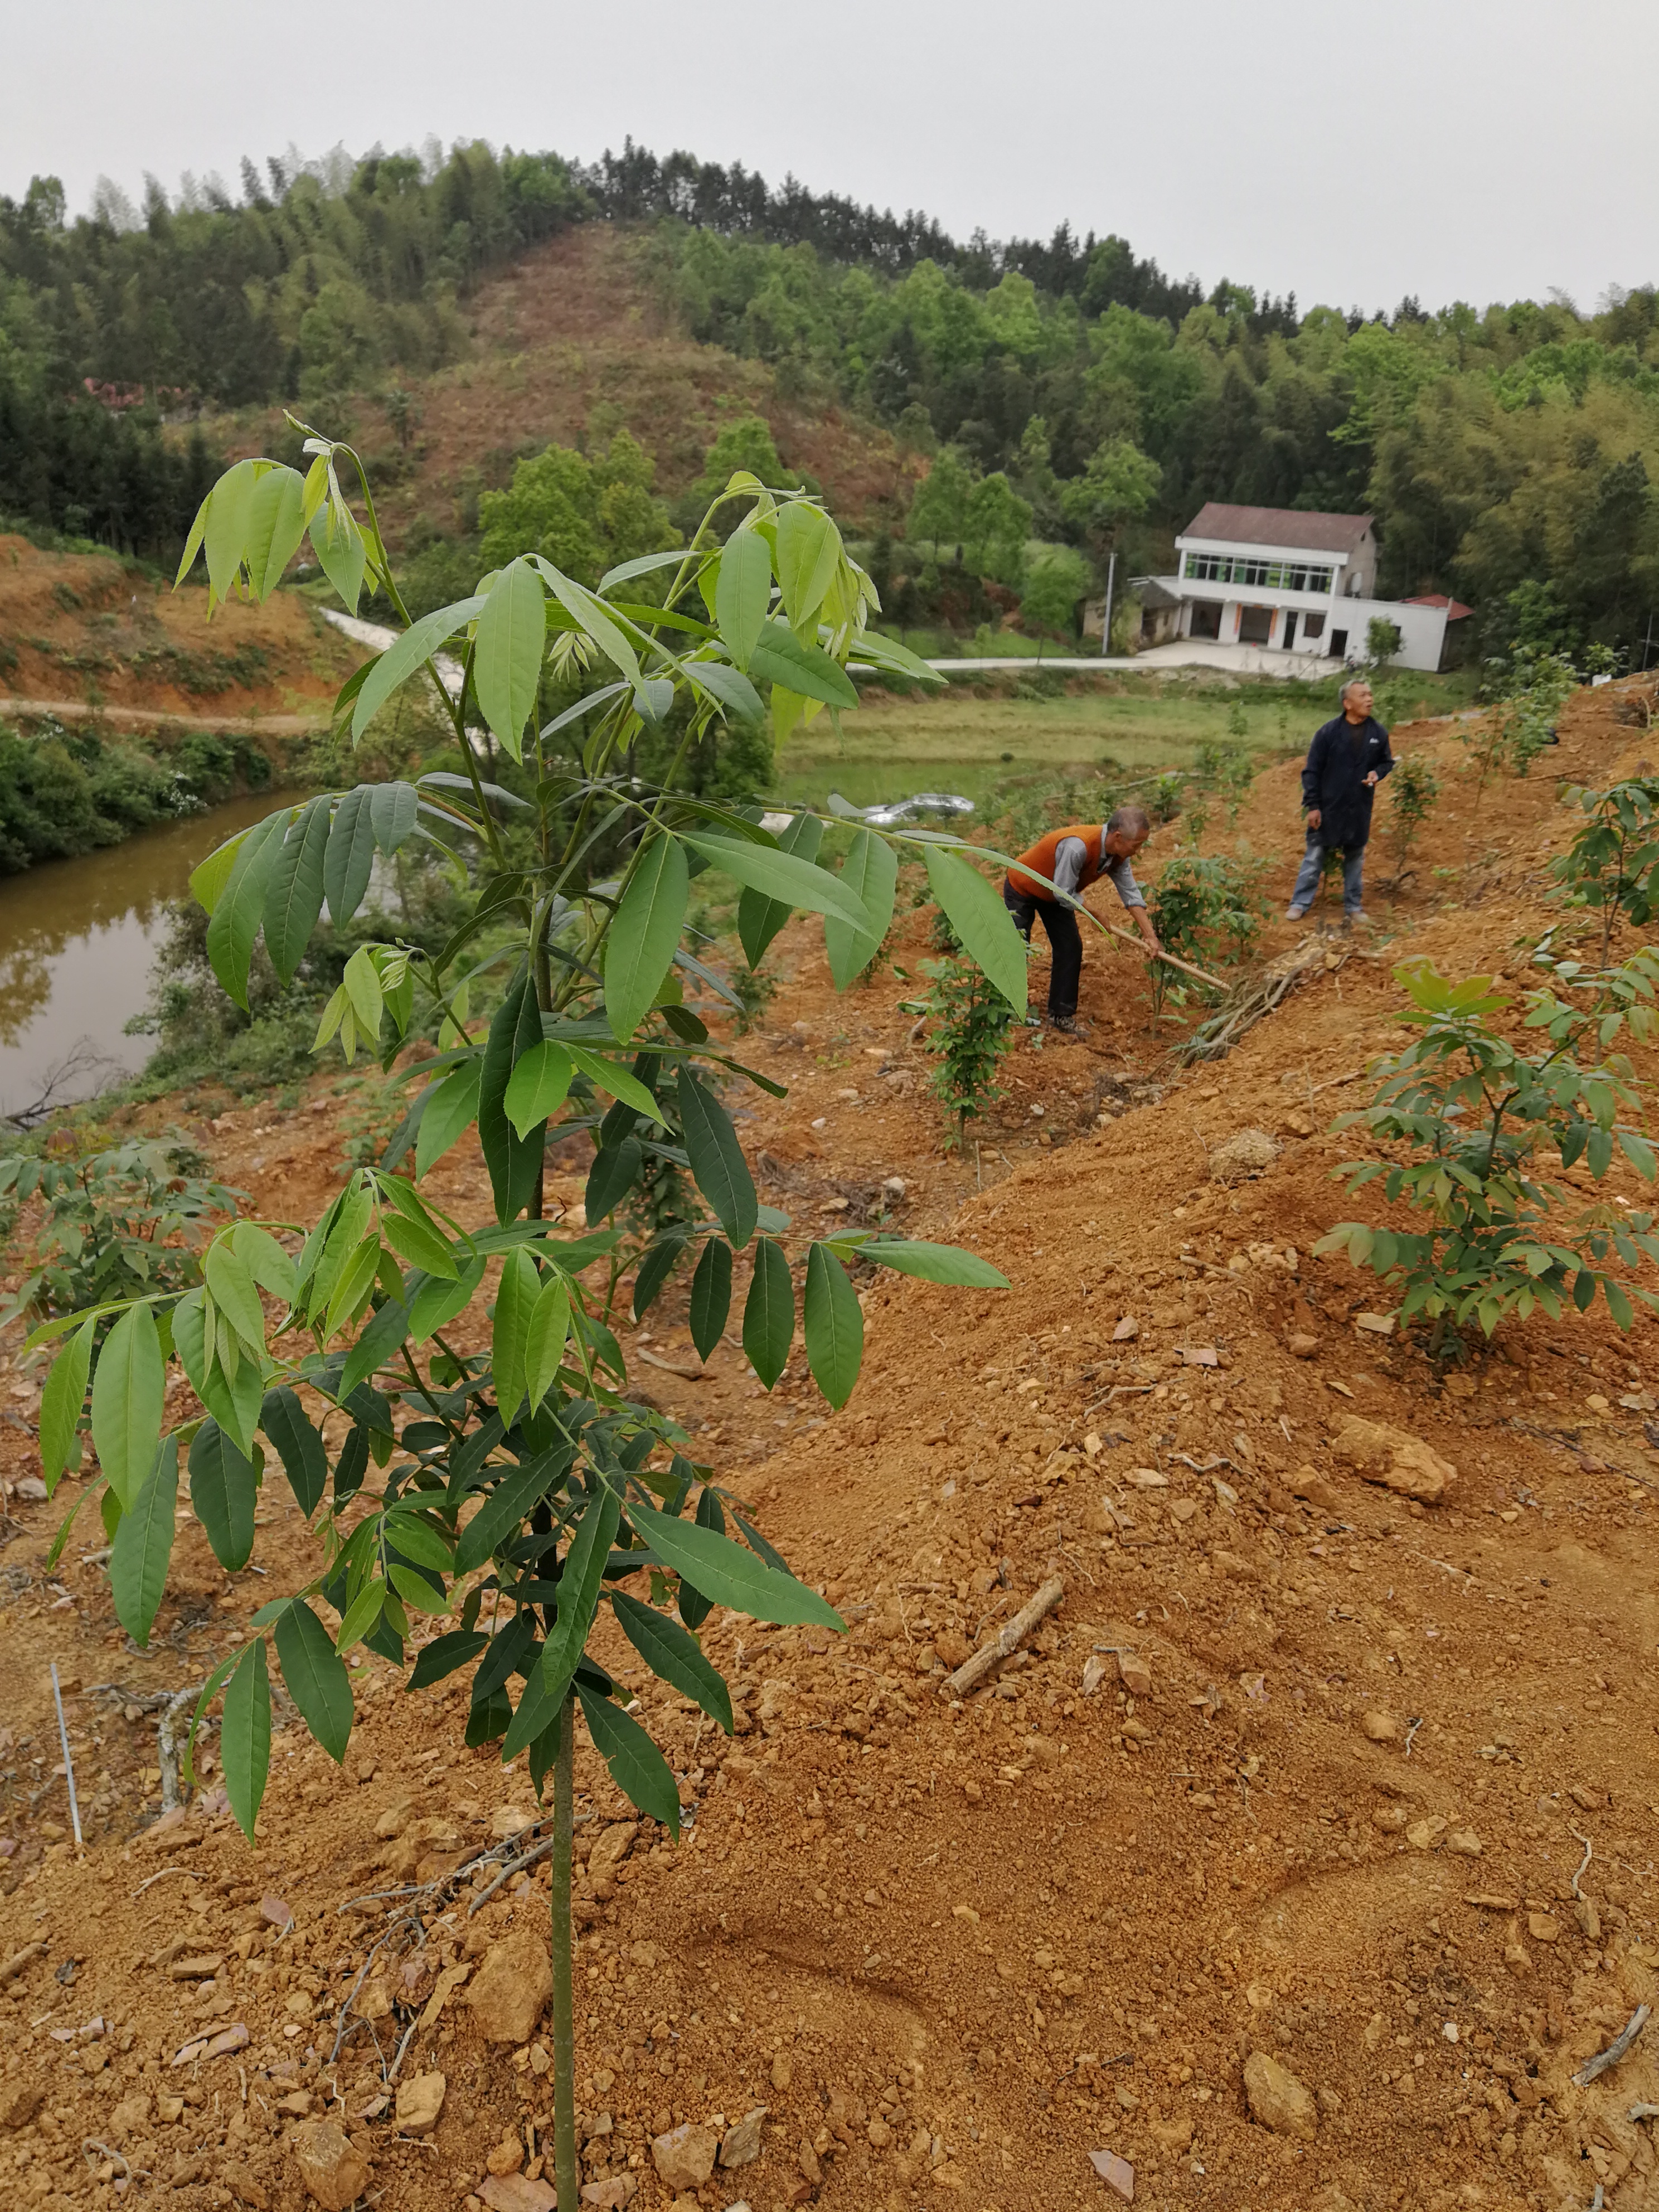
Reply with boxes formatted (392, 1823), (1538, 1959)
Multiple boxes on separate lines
(1282, 612), (1298, 649)
(1331, 628), (1348, 659)
(1239, 605), (1272, 644)
(1189, 601), (1221, 640)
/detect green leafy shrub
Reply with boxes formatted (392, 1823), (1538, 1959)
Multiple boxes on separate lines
(1147, 852), (1266, 1012)
(1318, 954), (1659, 1345)
(1551, 775), (1659, 962)
(925, 933), (1018, 1146)
(0, 1135), (241, 1326)
(35, 432), (1017, 2212)
(1384, 750), (1440, 878)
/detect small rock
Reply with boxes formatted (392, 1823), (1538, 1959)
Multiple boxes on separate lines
(771, 2054), (793, 2092)
(1244, 2051), (1317, 2140)
(867, 2116), (893, 2149)
(1330, 1416), (1455, 1503)
(1360, 1710), (1403, 1745)
(1210, 1128), (1279, 1183)
(1406, 1817), (1448, 1851)
(1088, 2146), (1136, 2199)
(1569, 1783), (1601, 1811)
(0, 2082), (45, 2131)
(1081, 1655), (1108, 1697)
(650, 2122), (718, 2192)
(1287, 1464), (1339, 1510)
(719, 2107), (767, 2168)
(291, 2120), (370, 2211)
(1574, 1896), (1602, 1940)
(222, 2161), (271, 2209)
(1445, 1829), (1482, 1857)
(1354, 1312), (1395, 1336)
(1112, 1317), (1139, 1342)
(14, 1476), (46, 1502)
(487, 2134), (526, 2175)
(588, 1822), (638, 1881)
(1527, 1912), (1561, 1944)
(479, 2179), (557, 2212)
(1371, 1804), (1407, 1833)
(1502, 1919), (1533, 1973)
(1116, 1651), (1152, 1697)
(1287, 1332), (1320, 1359)
(466, 1932), (554, 2045)
(934, 1627), (971, 1670)
(799, 2137), (822, 2185)
(491, 1805), (536, 1841)
(578, 2181), (637, 2210)
(373, 1799), (413, 1840)
(394, 2070), (446, 2136)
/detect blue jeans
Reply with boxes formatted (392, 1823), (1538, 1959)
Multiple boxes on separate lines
(1290, 829), (1365, 914)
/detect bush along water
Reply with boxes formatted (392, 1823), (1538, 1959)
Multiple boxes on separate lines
(31, 427), (1037, 2212)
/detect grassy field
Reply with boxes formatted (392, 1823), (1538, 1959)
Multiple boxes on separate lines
(773, 666), (1479, 813)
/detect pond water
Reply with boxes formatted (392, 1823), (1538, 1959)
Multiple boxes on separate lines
(0, 792), (301, 1117)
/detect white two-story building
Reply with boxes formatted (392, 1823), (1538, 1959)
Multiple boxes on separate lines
(1143, 503), (1452, 672)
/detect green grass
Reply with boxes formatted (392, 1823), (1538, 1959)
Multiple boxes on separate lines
(774, 666), (1481, 813)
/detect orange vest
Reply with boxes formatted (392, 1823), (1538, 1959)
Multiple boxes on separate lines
(1007, 824), (1108, 901)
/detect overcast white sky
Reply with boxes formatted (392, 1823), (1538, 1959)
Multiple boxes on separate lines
(7, 0), (1654, 314)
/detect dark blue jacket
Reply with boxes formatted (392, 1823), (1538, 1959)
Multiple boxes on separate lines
(1301, 714), (1394, 849)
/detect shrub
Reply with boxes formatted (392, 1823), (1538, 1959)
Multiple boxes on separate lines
(37, 435), (1014, 2212)
(1384, 751), (1440, 877)
(1147, 852), (1266, 1012)
(0, 1134), (241, 1326)
(1318, 953), (1659, 1346)
(1551, 775), (1659, 963)
(925, 936), (1018, 1146)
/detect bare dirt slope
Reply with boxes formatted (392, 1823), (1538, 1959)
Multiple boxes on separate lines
(1, 680), (1658, 2212)
(0, 535), (357, 731)
(214, 226), (919, 547)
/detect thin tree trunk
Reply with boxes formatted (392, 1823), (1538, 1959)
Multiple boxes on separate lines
(550, 1697), (578, 2209)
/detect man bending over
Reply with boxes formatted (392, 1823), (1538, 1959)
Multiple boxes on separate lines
(1003, 804), (1163, 1034)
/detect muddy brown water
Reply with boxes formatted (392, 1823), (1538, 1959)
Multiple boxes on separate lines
(0, 791), (302, 1114)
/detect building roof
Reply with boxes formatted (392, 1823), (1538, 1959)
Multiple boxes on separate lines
(1179, 503), (1375, 555)
(1131, 575), (1183, 610)
(1402, 593), (1473, 620)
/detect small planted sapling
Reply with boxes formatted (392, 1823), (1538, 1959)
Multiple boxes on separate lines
(27, 431), (1025, 2212)
(1318, 952), (1659, 1346)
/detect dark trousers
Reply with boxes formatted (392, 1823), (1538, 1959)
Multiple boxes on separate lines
(1003, 882), (1081, 1018)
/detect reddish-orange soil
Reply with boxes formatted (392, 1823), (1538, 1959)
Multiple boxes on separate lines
(2, 678), (1658, 2212)
(0, 535), (357, 731)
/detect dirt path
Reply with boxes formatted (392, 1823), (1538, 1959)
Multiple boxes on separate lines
(0, 697), (329, 735)
(0, 677), (1656, 2212)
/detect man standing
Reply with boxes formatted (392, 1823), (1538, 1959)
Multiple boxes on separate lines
(1004, 804), (1163, 1033)
(1287, 677), (1394, 922)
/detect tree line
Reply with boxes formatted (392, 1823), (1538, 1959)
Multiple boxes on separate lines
(3, 135), (1657, 652)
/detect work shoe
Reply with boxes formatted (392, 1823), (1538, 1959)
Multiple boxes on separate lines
(1286, 905), (1309, 920)
(1047, 1013), (1081, 1036)
(1343, 909), (1371, 928)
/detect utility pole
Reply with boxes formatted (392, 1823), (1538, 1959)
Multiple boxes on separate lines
(1099, 545), (1117, 659)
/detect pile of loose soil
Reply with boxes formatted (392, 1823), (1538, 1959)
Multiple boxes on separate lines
(2, 678), (1658, 2212)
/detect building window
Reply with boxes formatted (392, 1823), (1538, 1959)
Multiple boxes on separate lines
(1181, 552), (1334, 594)
(1303, 612), (1325, 639)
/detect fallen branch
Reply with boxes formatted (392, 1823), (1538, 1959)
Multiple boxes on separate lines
(635, 1348), (707, 1381)
(1574, 2004), (1650, 2087)
(939, 1576), (1065, 1700)
(50, 1663), (82, 1849)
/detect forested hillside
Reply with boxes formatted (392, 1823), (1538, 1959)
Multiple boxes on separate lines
(5, 136), (1659, 652)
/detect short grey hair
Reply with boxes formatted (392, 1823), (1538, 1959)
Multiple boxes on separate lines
(1340, 677), (1372, 706)
(1107, 804), (1151, 837)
